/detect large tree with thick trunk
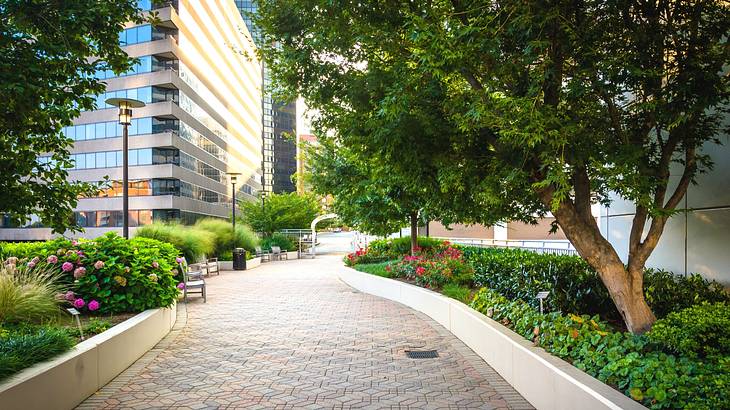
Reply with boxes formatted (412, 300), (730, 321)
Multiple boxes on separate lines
(254, 0), (730, 333)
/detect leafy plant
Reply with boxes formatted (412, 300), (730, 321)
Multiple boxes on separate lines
(464, 247), (729, 322)
(471, 288), (730, 409)
(0, 326), (74, 381)
(647, 302), (730, 359)
(442, 284), (472, 304)
(259, 233), (295, 252)
(193, 218), (259, 258)
(368, 236), (448, 258)
(353, 261), (393, 278)
(0, 262), (64, 324)
(135, 222), (214, 262)
(3, 233), (179, 314)
(238, 192), (322, 236)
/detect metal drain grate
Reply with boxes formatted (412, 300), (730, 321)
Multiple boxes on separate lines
(405, 349), (439, 359)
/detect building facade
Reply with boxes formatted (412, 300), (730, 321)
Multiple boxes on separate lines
(235, 0), (298, 194)
(0, 0), (262, 240)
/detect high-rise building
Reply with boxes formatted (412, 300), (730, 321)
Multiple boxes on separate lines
(0, 0), (262, 240)
(235, 0), (298, 194)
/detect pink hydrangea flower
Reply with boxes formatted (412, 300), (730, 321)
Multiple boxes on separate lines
(73, 298), (85, 309)
(148, 273), (158, 282)
(71, 240), (78, 246)
(152, 261), (159, 269)
(62, 261), (74, 272)
(176, 257), (184, 264)
(176, 282), (185, 290)
(47, 255), (58, 264)
(31, 256), (40, 263)
(27, 261), (36, 268)
(88, 300), (100, 311)
(73, 266), (86, 279)
(94, 260), (104, 269)
(65, 291), (75, 301)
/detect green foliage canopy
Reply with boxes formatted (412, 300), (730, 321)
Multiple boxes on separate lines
(254, 0), (730, 333)
(0, 0), (149, 232)
(238, 192), (321, 235)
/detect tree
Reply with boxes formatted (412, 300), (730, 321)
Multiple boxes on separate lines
(0, 1), (148, 232)
(255, 0), (730, 333)
(239, 192), (322, 236)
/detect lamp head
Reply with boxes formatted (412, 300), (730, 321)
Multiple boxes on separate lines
(226, 172), (241, 185)
(105, 98), (145, 125)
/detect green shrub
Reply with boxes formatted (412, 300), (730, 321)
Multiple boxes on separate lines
(260, 233), (295, 252)
(644, 269), (729, 319)
(368, 236), (446, 257)
(464, 247), (729, 321)
(442, 284), (473, 304)
(354, 261), (393, 278)
(193, 218), (259, 259)
(0, 326), (74, 381)
(471, 288), (730, 409)
(647, 302), (730, 359)
(0, 263), (64, 324)
(135, 222), (214, 262)
(2, 233), (179, 314)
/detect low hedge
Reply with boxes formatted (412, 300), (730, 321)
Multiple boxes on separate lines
(471, 288), (730, 409)
(368, 236), (445, 257)
(464, 247), (729, 321)
(1, 233), (179, 314)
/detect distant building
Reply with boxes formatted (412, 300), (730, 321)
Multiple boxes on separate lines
(235, 0), (298, 194)
(0, 0), (262, 240)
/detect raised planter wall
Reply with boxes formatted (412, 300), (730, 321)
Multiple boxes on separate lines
(219, 256), (262, 271)
(0, 305), (177, 410)
(339, 268), (646, 410)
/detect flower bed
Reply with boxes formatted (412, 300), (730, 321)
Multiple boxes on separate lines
(0, 233), (180, 380)
(349, 237), (730, 409)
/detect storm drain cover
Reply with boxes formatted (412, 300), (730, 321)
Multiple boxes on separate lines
(405, 349), (439, 359)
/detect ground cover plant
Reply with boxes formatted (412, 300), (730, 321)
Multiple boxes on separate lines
(471, 288), (730, 409)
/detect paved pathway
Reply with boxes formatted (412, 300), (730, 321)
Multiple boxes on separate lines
(79, 256), (532, 409)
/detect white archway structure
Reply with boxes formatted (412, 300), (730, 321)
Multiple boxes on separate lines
(310, 213), (338, 256)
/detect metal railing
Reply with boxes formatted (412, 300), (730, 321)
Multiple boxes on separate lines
(435, 237), (579, 256)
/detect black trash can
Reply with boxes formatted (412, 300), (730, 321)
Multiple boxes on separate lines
(233, 248), (247, 270)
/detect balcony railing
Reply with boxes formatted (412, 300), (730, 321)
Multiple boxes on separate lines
(434, 237), (578, 256)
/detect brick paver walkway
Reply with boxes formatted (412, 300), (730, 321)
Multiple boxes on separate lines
(79, 256), (532, 409)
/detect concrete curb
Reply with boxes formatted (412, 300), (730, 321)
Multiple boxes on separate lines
(0, 304), (178, 410)
(338, 268), (647, 410)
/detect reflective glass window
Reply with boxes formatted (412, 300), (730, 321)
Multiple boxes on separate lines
(75, 154), (85, 169)
(138, 117), (152, 134)
(106, 151), (116, 167)
(129, 149), (138, 166)
(116, 151), (122, 165)
(138, 149), (152, 165)
(86, 153), (95, 169)
(106, 122), (117, 138)
(138, 25), (152, 42)
(96, 152), (106, 168)
(96, 123), (105, 139)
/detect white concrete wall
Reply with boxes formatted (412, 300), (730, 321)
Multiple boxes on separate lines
(599, 140), (730, 286)
(0, 305), (177, 410)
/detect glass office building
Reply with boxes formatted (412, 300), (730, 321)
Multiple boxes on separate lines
(0, 0), (263, 240)
(235, 0), (298, 193)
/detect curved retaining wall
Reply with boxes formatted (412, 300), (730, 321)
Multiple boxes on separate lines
(0, 305), (177, 410)
(339, 268), (647, 410)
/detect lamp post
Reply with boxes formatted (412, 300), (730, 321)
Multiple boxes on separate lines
(105, 97), (145, 239)
(227, 172), (242, 244)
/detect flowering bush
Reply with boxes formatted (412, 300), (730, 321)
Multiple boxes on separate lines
(344, 248), (391, 267)
(0, 233), (179, 314)
(390, 245), (474, 289)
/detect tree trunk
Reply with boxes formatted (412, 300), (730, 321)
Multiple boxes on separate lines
(598, 261), (656, 334)
(545, 193), (657, 333)
(410, 212), (418, 256)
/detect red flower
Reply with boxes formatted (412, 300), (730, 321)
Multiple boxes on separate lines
(416, 266), (426, 276)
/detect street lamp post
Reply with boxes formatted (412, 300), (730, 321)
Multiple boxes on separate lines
(227, 172), (242, 245)
(105, 97), (145, 239)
